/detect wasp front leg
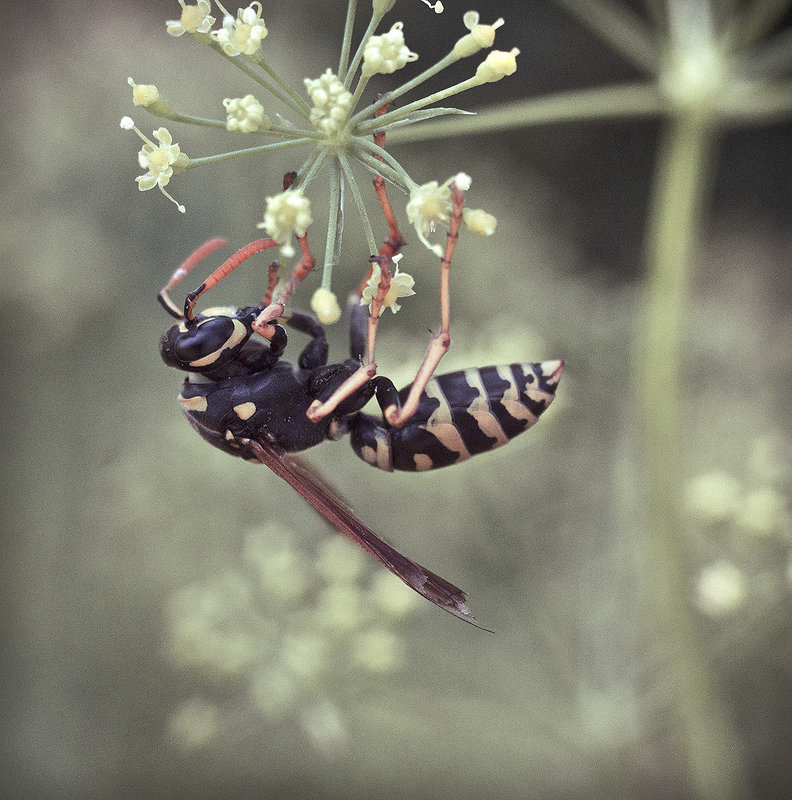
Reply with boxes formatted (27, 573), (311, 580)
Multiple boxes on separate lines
(383, 183), (465, 429)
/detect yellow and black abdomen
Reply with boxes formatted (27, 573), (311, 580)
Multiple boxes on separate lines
(349, 360), (564, 472)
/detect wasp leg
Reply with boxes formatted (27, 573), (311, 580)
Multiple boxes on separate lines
(383, 183), (465, 429)
(284, 310), (329, 370)
(253, 233), (315, 340)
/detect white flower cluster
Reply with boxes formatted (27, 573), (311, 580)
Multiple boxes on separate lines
(165, 524), (423, 749)
(212, 1), (268, 56)
(362, 22), (418, 75)
(304, 69), (354, 134)
(223, 94), (269, 132)
(257, 188), (313, 251)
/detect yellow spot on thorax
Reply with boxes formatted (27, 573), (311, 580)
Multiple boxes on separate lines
(233, 401), (257, 420)
(178, 393), (208, 412)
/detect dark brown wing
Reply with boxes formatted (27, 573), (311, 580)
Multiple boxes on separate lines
(239, 437), (488, 629)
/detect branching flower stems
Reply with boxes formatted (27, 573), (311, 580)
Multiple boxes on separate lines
(123, 2), (512, 322)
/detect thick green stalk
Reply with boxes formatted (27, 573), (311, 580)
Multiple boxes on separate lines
(637, 113), (748, 800)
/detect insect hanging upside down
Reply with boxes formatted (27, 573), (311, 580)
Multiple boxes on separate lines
(158, 206), (562, 628)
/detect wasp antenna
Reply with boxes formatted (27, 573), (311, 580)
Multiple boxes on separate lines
(159, 237), (229, 318)
(183, 238), (280, 320)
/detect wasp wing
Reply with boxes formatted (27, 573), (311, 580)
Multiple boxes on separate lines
(239, 436), (487, 629)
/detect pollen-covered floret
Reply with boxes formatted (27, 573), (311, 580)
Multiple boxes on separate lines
(310, 288), (342, 325)
(475, 47), (520, 83)
(360, 258), (416, 315)
(463, 208), (497, 236)
(304, 70), (353, 134)
(128, 77), (160, 107)
(167, 0), (215, 37)
(257, 188), (313, 245)
(223, 94), (270, 132)
(121, 117), (187, 212)
(453, 11), (504, 59)
(362, 22), (418, 76)
(212, 2), (268, 56)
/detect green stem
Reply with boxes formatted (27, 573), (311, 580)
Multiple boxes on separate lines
(353, 149), (408, 189)
(347, 52), (457, 127)
(338, 0), (359, 77)
(323, 158), (343, 286)
(296, 146), (329, 190)
(337, 150), (378, 255)
(355, 76), (481, 135)
(209, 41), (311, 120)
(248, 53), (312, 116)
(184, 138), (314, 169)
(719, 80), (792, 120)
(385, 83), (665, 143)
(551, 0), (662, 74)
(636, 113), (748, 800)
(344, 11), (384, 88)
(350, 135), (416, 189)
(722, 0), (792, 55)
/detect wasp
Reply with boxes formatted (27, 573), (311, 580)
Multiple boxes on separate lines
(158, 179), (562, 627)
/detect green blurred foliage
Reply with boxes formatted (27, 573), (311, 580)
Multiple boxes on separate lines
(2, 2), (791, 799)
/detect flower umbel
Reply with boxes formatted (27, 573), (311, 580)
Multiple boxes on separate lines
(125, 2), (518, 308)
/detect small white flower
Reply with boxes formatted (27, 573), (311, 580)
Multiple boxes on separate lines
(360, 258), (416, 315)
(362, 22), (418, 76)
(257, 188), (313, 245)
(127, 122), (186, 212)
(304, 69), (353, 134)
(453, 11), (505, 59)
(475, 47), (520, 83)
(167, 0), (215, 37)
(212, 2), (268, 56)
(405, 180), (451, 255)
(223, 94), (269, 132)
(463, 208), (497, 236)
(420, 1), (444, 12)
(128, 77), (160, 108)
(310, 288), (342, 325)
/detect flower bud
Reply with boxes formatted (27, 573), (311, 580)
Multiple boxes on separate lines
(475, 48), (520, 83)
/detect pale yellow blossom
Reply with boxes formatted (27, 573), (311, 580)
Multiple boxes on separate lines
(362, 22), (418, 76)
(310, 288), (342, 325)
(223, 94), (270, 132)
(463, 208), (497, 236)
(453, 11), (505, 59)
(212, 2), (268, 56)
(304, 69), (353, 134)
(360, 259), (416, 315)
(475, 47), (520, 83)
(166, 0), (215, 37)
(257, 188), (313, 244)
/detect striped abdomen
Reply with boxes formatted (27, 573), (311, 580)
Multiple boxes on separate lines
(350, 360), (564, 472)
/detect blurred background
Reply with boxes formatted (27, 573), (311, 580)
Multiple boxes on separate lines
(2, 1), (791, 798)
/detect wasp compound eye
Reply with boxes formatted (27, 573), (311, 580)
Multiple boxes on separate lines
(172, 316), (251, 369)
